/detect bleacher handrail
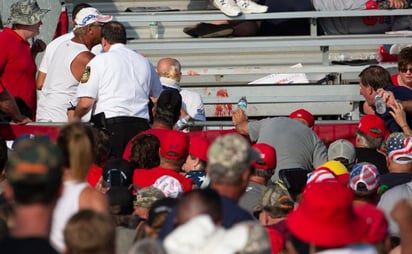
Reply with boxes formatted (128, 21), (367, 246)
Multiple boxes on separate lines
(128, 34), (412, 51)
(112, 9), (412, 22)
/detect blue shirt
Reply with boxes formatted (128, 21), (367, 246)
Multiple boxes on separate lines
(378, 86), (412, 133)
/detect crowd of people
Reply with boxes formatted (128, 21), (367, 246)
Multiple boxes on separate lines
(2, 0), (412, 253)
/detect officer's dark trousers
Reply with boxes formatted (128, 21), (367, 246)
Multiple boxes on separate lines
(105, 116), (150, 159)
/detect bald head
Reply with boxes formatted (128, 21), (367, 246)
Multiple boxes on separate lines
(175, 189), (222, 226)
(157, 58), (182, 81)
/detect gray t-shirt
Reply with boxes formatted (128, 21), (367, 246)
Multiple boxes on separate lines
(378, 180), (412, 237)
(248, 117), (327, 181)
(239, 181), (266, 214)
(313, 0), (411, 34)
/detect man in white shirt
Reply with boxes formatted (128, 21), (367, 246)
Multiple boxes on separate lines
(74, 21), (162, 158)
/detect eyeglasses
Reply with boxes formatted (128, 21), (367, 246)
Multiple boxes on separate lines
(399, 67), (412, 73)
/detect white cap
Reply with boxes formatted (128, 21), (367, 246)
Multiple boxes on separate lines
(73, 7), (112, 30)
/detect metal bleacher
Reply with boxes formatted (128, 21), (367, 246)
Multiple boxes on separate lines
(66, 1), (412, 121)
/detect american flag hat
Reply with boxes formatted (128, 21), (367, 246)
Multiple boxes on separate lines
(386, 132), (412, 165)
(349, 162), (380, 192)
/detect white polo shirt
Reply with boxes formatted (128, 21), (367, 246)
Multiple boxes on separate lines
(77, 43), (162, 119)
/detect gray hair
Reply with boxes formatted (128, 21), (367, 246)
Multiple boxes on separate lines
(356, 130), (383, 149)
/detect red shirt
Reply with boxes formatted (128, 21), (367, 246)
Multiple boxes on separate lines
(0, 28), (37, 119)
(86, 164), (103, 188)
(391, 74), (400, 86)
(133, 166), (193, 193)
(122, 128), (171, 161)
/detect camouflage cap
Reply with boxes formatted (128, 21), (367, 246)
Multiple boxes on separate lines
(134, 186), (165, 208)
(253, 183), (294, 218)
(7, 137), (62, 185)
(208, 133), (260, 174)
(8, 0), (49, 25)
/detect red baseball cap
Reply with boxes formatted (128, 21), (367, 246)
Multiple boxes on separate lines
(354, 203), (388, 243)
(287, 182), (368, 247)
(160, 130), (189, 160)
(251, 143), (276, 170)
(358, 115), (385, 139)
(188, 136), (210, 162)
(289, 109), (315, 128)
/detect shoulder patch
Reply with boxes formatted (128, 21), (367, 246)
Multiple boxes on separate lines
(80, 66), (91, 83)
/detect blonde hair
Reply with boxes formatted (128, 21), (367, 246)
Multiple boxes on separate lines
(58, 122), (94, 181)
(157, 58), (181, 81)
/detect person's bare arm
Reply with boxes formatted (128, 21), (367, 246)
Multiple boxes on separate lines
(0, 88), (30, 124)
(72, 97), (95, 121)
(71, 51), (95, 81)
(36, 71), (46, 90)
(79, 187), (109, 213)
(232, 109), (249, 135)
(391, 198), (412, 254)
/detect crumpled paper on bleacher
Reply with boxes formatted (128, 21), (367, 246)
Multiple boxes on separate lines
(248, 63), (309, 84)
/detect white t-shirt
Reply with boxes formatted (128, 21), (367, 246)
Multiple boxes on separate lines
(37, 40), (89, 122)
(50, 181), (88, 252)
(160, 77), (206, 121)
(77, 43), (162, 119)
(180, 89), (206, 121)
(39, 32), (102, 73)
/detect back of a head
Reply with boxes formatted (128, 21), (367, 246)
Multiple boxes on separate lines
(359, 65), (392, 90)
(102, 21), (127, 44)
(157, 58), (181, 81)
(57, 122), (94, 181)
(103, 158), (133, 188)
(154, 89), (182, 127)
(64, 210), (115, 254)
(357, 114), (385, 149)
(349, 162), (380, 200)
(92, 128), (111, 167)
(251, 143), (277, 179)
(71, 3), (92, 24)
(130, 134), (160, 169)
(6, 137), (62, 205)
(253, 184), (294, 219)
(175, 188), (222, 226)
(386, 132), (412, 167)
(327, 139), (356, 169)
(207, 133), (259, 185)
(397, 46), (412, 68)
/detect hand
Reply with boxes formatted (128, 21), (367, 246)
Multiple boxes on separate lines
(67, 109), (76, 122)
(13, 115), (32, 125)
(389, 101), (408, 128)
(377, 88), (397, 107)
(232, 108), (248, 126)
(389, 0), (406, 8)
(31, 39), (46, 56)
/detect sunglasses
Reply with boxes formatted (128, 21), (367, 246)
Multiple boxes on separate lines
(399, 67), (412, 73)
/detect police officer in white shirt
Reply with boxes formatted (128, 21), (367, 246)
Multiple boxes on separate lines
(73, 21), (162, 158)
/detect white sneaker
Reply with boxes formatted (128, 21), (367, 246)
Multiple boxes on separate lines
(236, 0), (268, 13)
(213, 0), (242, 17)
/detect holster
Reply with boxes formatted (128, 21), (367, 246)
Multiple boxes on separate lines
(90, 112), (107, 129)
